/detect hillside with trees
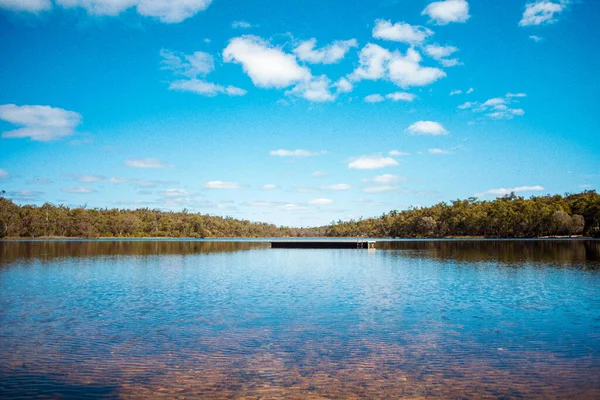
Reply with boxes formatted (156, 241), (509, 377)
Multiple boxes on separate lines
(1, 191), (599, 238)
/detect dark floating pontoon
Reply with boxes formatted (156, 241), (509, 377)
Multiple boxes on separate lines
(270, 241), (376, 249)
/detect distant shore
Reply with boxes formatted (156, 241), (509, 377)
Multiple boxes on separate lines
(1, 235), (595, 241)
(2, 191), (599, 239)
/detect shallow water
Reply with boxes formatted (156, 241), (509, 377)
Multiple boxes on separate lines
(1, 240), (599, 399)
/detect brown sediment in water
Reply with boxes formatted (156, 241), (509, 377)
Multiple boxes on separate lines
(2, 331), (599, 399)
(1, 240), (599, 398)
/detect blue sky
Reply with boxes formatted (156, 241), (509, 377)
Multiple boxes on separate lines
(0, 0), (598, 227)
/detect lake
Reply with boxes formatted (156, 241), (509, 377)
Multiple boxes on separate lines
(1, 240), (599, 398)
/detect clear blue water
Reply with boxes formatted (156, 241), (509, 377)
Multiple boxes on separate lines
(1, 240), (599, 398)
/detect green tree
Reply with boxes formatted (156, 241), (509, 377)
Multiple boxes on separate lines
(552, 211), (572, 236)
(570, 214), (585, 236)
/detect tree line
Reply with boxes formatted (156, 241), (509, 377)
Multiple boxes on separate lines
(1, 191), (599, 238)
(0, 197), (325, 238)
(326, 191), (600, 238)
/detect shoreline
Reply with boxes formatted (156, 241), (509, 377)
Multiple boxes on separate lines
(1, 236), (596, 242)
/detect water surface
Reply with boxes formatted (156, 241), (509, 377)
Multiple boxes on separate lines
(1, 240), (599, 398)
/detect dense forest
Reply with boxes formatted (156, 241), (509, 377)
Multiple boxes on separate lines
(326, 191), (600, 238)
(1, 191), (599, 238)
(0, 196), (325, 238)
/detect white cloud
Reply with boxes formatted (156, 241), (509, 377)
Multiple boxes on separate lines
(133, 180), (159, 188)
(428, 148), (450, 154)
(222, 37), (345, 102)
(161, 49), (245, 97)
(365, 94), (384, 103)
(466, 88), (474, 94)
(0, 0), (51, 12)
(424, 44), (457, 59)
(363, 174), (403, 183)
(160, 49), (214, 77)
(372, 20), (433, 45)
(125, 158), (173, 168)
(43, 0), (130, 13)
(203, 180), (245, 189)
(476, 93), (527, 119)
(476, 185), (544, 197)
(375, 174), (403, 183)
(223, 35), (311, 89)
(224, 86), (247, 96)
(422, 0), (470, 25)
(529, 35), (543, 42)
(348, 155), (399, 170)
(279, 203), (308, 211)
(247, 201), (277, 207)
(132, 179), (177, 188)
(488, 111), (510, 119)
(6, 190), (43, 199)
(388, 48), (446, 88)
(261, 184), (278, 190)
(163, 188), (190, 197)
(321, 184), (352, 191)
(349, 43), (391, 81)
(108, 177), (130, 184)
(406, 120), (448, 135)
(137, 0), (212, 23)
(424, 44), (461, 67)
(363, 185), (400, 193)
(312, 171), (327, 177)
(73, 174), (104, 182)
(169, 79), (246, 96)
(440, 58), (461, 67)
(386, 92), (416, 102)
(519, 1), (568, 26)
(3, 1), (213, 23)
(309, 198), (334, 205)
(232, 21), (252, 28)
(506, 92), (527, 98)
(450, 90), (462, 95)
(481, 97), (506, 107)
(458, 101), (476, 109)
(350, 45), (446, 88)
(269, 149), (325, 158)
(285, 75), (335, 102)
(72, 0), (139, 17)
(488, 109), (525, 119)
(108, 177), (136, 184)
(0, 169), (8, 179)
(293, 38), (357, 64)
(54, 0), (212, 23)
(334, 77), (353, 93)
(389, 150), (410, 156)
(62, 187), (95, 194)
(0, 104), (82, 141)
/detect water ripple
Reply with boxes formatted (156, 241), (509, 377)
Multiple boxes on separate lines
(1, 240), (599, 398)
